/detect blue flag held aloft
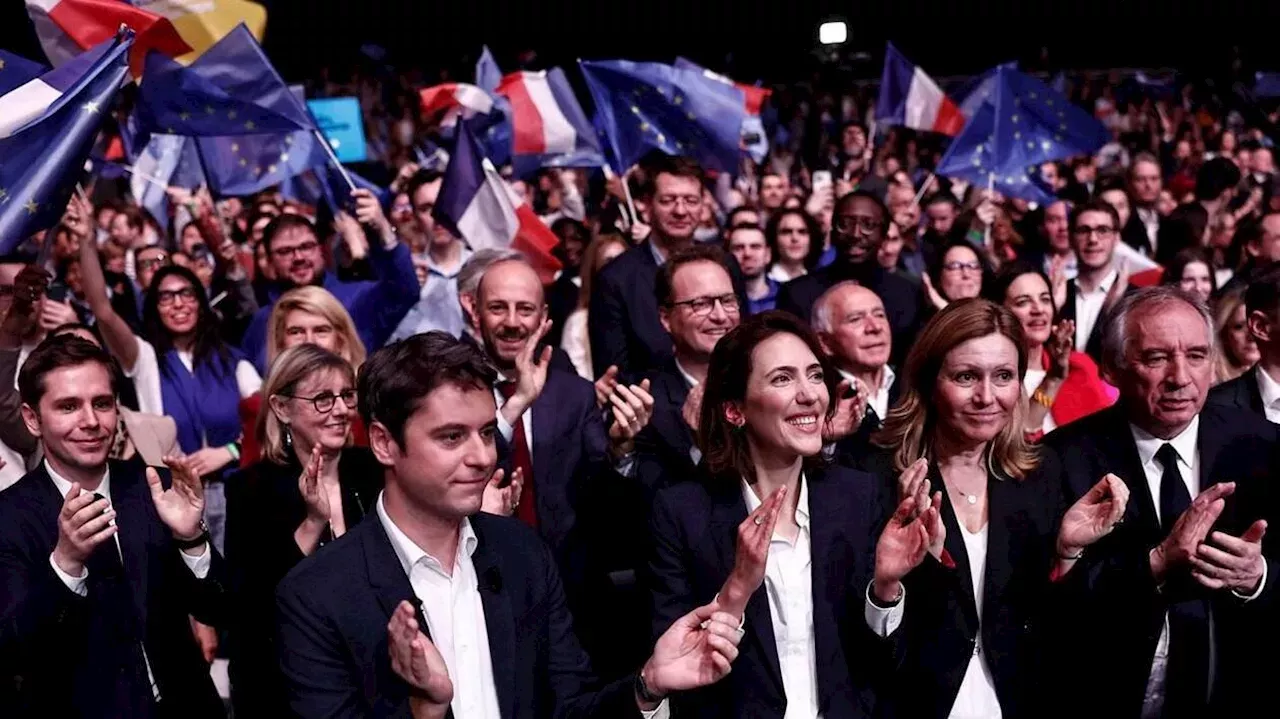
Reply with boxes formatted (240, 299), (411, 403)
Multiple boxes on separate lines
(0, 31), (132, 248)
(580, 59), (746, 175)
(935, 102), (1055, 204)
(0, 50), (46, 95)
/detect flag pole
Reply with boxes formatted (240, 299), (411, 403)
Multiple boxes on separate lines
(119, 164), (170, 190)
(911, 172), (936, 209)
(313, 129), (357, 193)
(983, 172), (995, 249)
(619, 173), (640, 227)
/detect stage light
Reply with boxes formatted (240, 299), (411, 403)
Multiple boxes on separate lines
(818, 21), (847, 45)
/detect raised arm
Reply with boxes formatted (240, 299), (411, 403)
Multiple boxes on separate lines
(68, 194), (139, 371)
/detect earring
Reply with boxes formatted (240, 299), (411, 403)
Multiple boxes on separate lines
(283, 424), (294, 450)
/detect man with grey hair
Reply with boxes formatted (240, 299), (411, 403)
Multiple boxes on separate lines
(1044, 285), (1280, 718)
(811, 280), (897, 452)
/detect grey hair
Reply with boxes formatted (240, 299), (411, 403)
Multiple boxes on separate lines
(456, 248), (526, 299)
(1100, 285), (1216, 375)
(810, 280), (863, 333)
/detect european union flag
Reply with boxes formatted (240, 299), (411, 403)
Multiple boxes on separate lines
(135, 50), (313, 139)
(988, 66), (1109, 172)
(0, 50), (45, 95)
(196, 130), (329, 196)
(935, 102), (1056, 203)
(0, 32), (132, 248)
(187, 24), (315, 131)
(580, 59), (746, 174)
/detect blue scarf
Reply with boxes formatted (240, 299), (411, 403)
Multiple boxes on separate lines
(159, 347), (245, 456)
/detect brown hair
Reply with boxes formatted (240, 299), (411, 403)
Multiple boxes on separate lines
(699, 311), (839, 483)
(873, 299), (1039, 480)
(654, 244), (731, 307)
(576, 232), (627, 310)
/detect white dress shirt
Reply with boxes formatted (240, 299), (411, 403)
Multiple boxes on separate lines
(377, 493), (502, 719)
(837, 366), (896, 422)
(46, 461), (211, 701)
(1253, 365), (1280, 424)
(376, 493), (668, 718)
(1128, 417), (1267, 718)
(863, 520), (1002, 718)
(1136, 207), (1160, 256)
(1072, 268), (1118, 351)
(743, 476), (821, 719)
(675, 359), (702, 466)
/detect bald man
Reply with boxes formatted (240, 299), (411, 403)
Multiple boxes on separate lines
(470, 257), (656, 676)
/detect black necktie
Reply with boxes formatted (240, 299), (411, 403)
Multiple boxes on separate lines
(1156, 444), (1192, 535)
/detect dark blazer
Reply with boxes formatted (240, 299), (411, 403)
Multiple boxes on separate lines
(832, 372), (901, 467)
(1121, 211), (1159, 259)
(635, 360), (698, 493)
(588, 240), (748, 383)
(1206, 367), (1268, 422)
(275, 511), (645, 719)
(1042, 403), (1280, 718)
(776, 261), (921, 366)
(1058, 276), (1138, 363)
(646, 464), (893, 718)
(224, 448), (385, 719)
(859, 451), (1067, 719)
(0, 461), (228, 718)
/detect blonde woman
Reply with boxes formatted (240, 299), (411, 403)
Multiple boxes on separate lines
(224, 344), (381, 718)
(1212, 288), (1259, 384)
(561, 233), (628, 379)
(239, 286), (368, 464)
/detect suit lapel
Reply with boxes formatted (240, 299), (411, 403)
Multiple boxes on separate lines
(111, 463), (153, 630)
(708, 480), (785, 695)
(1101, 407), (1161, 539)
(529, 381), (556, 494)
(931, 464), (979, 627)
(1244, 370), (1265, 416)
(364, 519), (431, 639)
(806, 471), (848, 713)
(470, 523), (516, 719)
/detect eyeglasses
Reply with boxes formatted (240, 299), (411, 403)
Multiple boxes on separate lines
(833, 215), (884, 234)
(156, 287), (197, 307)
(271, 240), (320, 259)
(282, 389), (358, 413)
(670, 293), (740, 317)
(942, 261), (983, 273)
(138, 255), (169, 272)
(1071, 225), (1116, 239)
(655, 195), (703, 210)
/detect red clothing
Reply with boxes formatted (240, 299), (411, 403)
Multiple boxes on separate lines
(1042, 348), (1117, 428)
(238, 393), (369, 467)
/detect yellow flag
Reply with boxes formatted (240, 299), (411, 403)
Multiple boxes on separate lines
(129, 0), (268, 63)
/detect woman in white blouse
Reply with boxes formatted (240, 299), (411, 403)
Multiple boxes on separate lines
(560, 233), (627, 379)
(864, 299), (1127, 719)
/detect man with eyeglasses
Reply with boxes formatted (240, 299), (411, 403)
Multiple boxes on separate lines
(777, 190), (921, 365)
(239, 195), (420, 373)
(1060, 200), (1135, 362)
(590, 153), (748, 383)
(636, 244), (743, 492)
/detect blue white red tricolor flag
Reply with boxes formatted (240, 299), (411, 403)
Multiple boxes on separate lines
(876, 42), (965, 136)
(494, 68), (605, 176)
(25, 0), (190, 71)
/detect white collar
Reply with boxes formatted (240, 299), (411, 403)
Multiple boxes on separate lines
(1129, 414), (1200, 470)
(376, 491), (477, 578)
(673, 358), (701, 389)
(45, 459), (110, 500)
(1076, 267), (1119, 296)
(741, 473), (810, 531)
(838, 365), (895, 396)
(1256, 365), (1280, 409)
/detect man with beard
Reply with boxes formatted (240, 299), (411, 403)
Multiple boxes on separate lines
(239, 192), (420, 371)
(473, 256), (656, 676)
(776, 190), (921, 364)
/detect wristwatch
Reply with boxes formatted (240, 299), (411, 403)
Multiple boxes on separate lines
(634, 668), (664, 705)
(174, 519), (210, 550)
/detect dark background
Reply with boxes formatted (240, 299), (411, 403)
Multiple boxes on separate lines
(2, 1), (1278, 86)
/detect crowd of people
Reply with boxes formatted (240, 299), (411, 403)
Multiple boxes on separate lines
(2, 51), (1280, 719)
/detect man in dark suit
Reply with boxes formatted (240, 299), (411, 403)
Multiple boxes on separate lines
(1120, 153), (1165, 260)
(470, 256), (656, 674)
(1059, 200), (1137, 363)
(588, 154), (747, 382)
(1044, 287), (1279, 718)
(1209, 265), (1280, 422)
(0, 336), (226, 718)
(776, 190), (921, 365)
(812, 281), (899, 458)
(635, 245), (742, 491)
(275, 332), (744, 718)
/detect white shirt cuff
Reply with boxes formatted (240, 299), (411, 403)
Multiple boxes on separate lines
(179, 543), (212, 579)
(496, 411), (516, 443)
(864, 582), (905, 638)
(640, 698), (670, 719)
(1232, 558), (1269, 602)
(49, 553), (88, 597)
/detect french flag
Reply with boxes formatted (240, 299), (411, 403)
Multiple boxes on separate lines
(494, 68), (604, 176)
(876, 42), (965, 136)
(435, 126), (562, 284)
(419, 82), (496, 128)
(25, 0), (191, 71)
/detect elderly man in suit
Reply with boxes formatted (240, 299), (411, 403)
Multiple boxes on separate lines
(275, 332), (743, 718)
(1044, 286), (1279, 718)
(0, 336), (225, 718)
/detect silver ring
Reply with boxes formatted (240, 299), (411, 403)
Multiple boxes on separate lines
(753, 516), (763, 526)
